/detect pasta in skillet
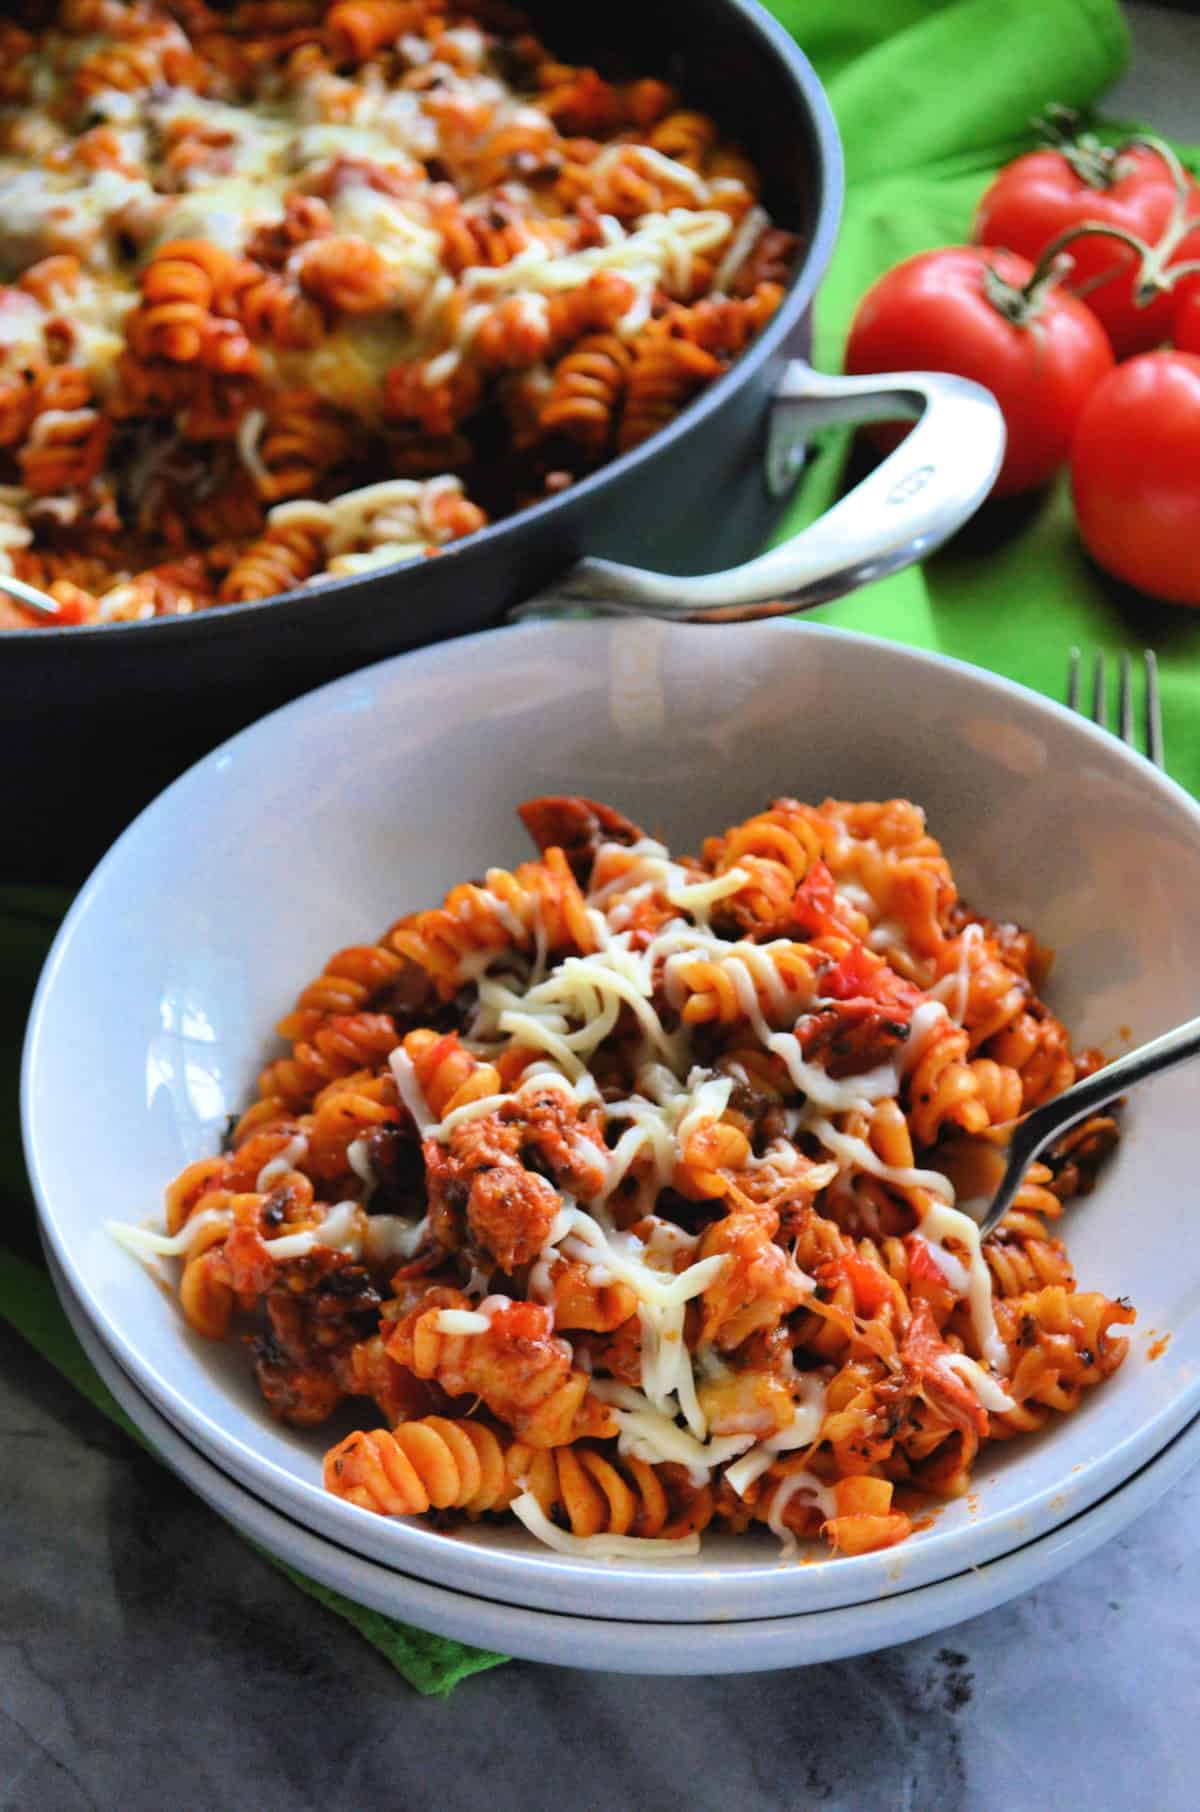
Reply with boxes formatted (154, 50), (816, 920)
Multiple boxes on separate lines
(0, 2), (796, 627)
(114, 796), (1132, 1558)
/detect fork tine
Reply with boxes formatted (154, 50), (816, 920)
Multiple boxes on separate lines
(1067, 646), (1081, 713)
(1092, 650), (1107, 730)
(1118, 650), (1134, 745)
(1145, 649), (1165, 769)
(1068, 645), (1166, 768)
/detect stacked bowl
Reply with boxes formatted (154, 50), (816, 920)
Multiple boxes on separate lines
(23, 619), (1200, 1672)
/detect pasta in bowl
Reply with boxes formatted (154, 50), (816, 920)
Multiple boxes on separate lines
(115, 792), (1132, 1562)
(25, 620), (1200, 1622)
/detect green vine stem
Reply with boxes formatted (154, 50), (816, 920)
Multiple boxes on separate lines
(1029, 124), (1200, 309)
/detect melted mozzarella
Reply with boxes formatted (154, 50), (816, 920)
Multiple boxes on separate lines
(918, 1198), (1009, 1373)
(866, 918), (907, 953)
(346, 1136), (374, 1196)
(259, 1199), (362, 1260)
(930, 922), (984, 1025)
(712, 202), (768, 292)
(723, 1375), (830, 1496)
(899, 1000), (952, 1075)
(255, 1132), (309, 1194)
(434, 1307), (493, 1335)
(510, 1491), (701, 1559)
(665, 865), (750, 916)
(766, 1469), (838, 1556)
(528, 1191), (726, 1431)
(389, 1047), (436, 1134)
(938, 1351), (1016, 1413)
(362, 1212), (429, 1265)
(555, 1205), (727, 1315)
(805, 1116), (955, 1202)
(106, 1205), (231, 1260)
(589, 1380), (754, 1482)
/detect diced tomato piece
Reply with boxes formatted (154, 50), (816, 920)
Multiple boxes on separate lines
(820, 940), (921, 1012)
(841, 1251), (893, 1317)
(904, 1233), (947, 1287)
(790, 860), (840, 938)
(900, 1299), (988, 1436)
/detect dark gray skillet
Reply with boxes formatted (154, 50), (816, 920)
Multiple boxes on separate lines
(1, 0), (1002, 883)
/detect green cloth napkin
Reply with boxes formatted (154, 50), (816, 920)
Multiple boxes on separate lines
(775, 0), (1200, 791)
(3, 0), (1180, 1693)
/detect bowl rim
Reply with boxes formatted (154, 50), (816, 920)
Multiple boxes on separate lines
(0, 0), (844, 646)
(24, 617), (1200, 1620)
(48, 1237), (1200, 1673)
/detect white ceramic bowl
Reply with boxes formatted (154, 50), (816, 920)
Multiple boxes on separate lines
(24, 620), (1200, 1623)
(46, 1243), (1200, 1674)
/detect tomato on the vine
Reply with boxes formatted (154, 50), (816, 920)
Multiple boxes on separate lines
(1172, 276), (1200, 356)
(973, 130), (1200, 359)
(844, 245), (1113, 497)
(1070, 351), (1200, 606)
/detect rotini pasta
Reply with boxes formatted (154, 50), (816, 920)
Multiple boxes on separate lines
(115, 793), (1132, 1562)
(0, 2), (798, 626)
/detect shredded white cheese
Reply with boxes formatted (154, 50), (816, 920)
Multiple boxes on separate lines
(510, 1490), (702, 1559)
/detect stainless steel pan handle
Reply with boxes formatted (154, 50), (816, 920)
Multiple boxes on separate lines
(511, 362), (1005, 623)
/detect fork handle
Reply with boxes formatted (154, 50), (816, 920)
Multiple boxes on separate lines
(980, 1011), (1200, 1237)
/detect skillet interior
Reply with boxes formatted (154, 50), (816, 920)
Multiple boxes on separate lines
(2, 0), (840, 882)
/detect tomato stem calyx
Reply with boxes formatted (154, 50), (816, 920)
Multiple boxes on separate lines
(982, 252), (1073, 329)
(1035, 105), (1125, 189)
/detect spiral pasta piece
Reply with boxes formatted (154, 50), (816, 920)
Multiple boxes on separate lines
(275, 942), (412, 1043)
(400, 1029), (502, 1121)
(906, 1015), (1022, 1145)
(324, 1416), (513, 1515)
(539, 1261), (638, 1333)
(704, 799), (826, 883)
(259, 1010), (402, 1109)
(667, 940), (821, 1029)
(519, 1444), (714, 1539)
(297, 236), (398, 314)
(127, 241), (257, 372)
(540, 334), (632, 451)
(18, 401), (110, 495)
(390, 847), (595, 996)
(993, 1285), (1135, 1432)
(326, 1), (436, 65)
(618, 334), (722, 452)
(307, 1070), (399, 1179)
(233, 270), (324, 349)
(387, 1289), (609, 1448)
(696, 1203), (809, 1348)
(219, 505), (330, 602)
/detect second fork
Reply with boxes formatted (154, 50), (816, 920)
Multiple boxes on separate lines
(1067, 648), (1164, 768)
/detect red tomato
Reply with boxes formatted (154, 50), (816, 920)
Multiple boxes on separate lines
(1173, 276), (1200, 356)
(974, 142), (1200, 359)
(1070, 351), (1200, 605)
(844, 246), (1113, 497)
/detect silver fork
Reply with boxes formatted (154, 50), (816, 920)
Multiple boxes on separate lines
(1067, 646), (1165, 768)
(944, 1006), (1200, 1237)
(941, 646), (1194, 1234)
